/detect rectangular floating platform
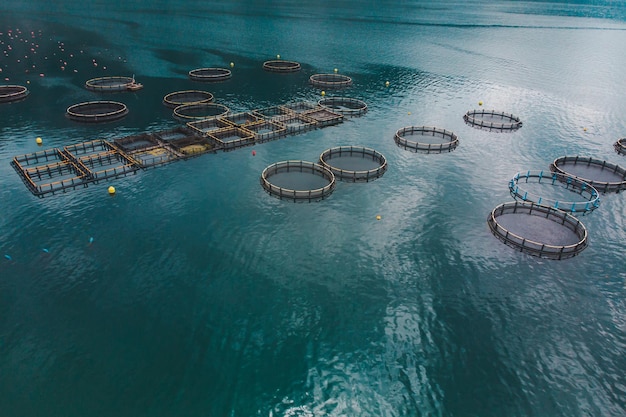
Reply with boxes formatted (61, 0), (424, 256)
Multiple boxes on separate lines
(169, 135), (218, 157)
(113, 133), (162, 152)
(302, 108), (344, 127)
(244, 120), (288, 143)
(154, 126), (198, 142)
(273, 113), (318, 135)
(64, 140), (140, 181)
(186, 118), (233, 136)
(252, 105), (294, 121)
(207, 126), (255, 151)
(124, 144), (183, 168)
(221, 112), (262, 127)
(281, 101), (320, 114)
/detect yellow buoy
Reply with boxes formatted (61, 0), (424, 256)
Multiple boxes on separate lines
(230, 62), (234, 67)
(583, 127), (587, 132)
(108, 186), (116, 195)
(35, 137), (42, 145)
(478, 100), (483, 106)
(276, 54), (281, 59)
(334, 68), (338, 73)
(321, 91), (326, 96)
(385, 81), (390, 87)
(376, 215), (382, 221)
(408, 111), (411, 115)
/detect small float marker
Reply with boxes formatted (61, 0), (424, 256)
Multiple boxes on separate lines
(252, 150), (256, 156)
(36, 136), (43, 145)
(4, 254), (11, 261)
(108, 186), (116, 195)
(385, 81), (390, 87)
(42, 248), (49, 253)
(583, 127), (587, 132)
(478, 100), (483, 106)
(321, 91), (325, 96)
(334, 68), (338, 73)
(276, 54), (280, 59)
(376, 215), (382, 221)
(408, 111), (411, 115)
(88, 237), (94, 245)
(230, 62), (234, 68)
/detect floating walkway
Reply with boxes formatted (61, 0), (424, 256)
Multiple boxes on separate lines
(12, 99), (362, 197)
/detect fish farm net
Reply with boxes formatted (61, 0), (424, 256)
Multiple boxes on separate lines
(463, 109), (523, 132)
(253, 105), (295, 121)
(319, 146), (387, 182)
(188, 67), (232, 82)
(0, 85), (29, 103)
(487, 201), (588, 260)
(66, 101), (128, 123)
(309, 73), (352, 89)
(207, 126), (255, 151)
(395, 126), (459, 153)
(173, 103), (229, 121)
(614, 138), (626, 156)
(262, 60), (301, 73)
(63, 140), (139, 181)
(245, 120), (288, 143)
(163, 90), (214, 108)
(550, 156), (626, 193)
(85, 76), (134, 92)
(509, 170), (600, 215)
(222, 112), (262, 127)
(318, 97), (367, 117)
(187, 118), (233, 136)
(261, 161), (336, 202)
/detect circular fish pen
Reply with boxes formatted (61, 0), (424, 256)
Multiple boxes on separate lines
(550, 156), (626, 193)
(614, 138), (626, 156)
(319, 146), (387, 182)
(189, 67), (232, 82)
(263, 60), (301, 73)
(173, 103), (229, 122)
(509, 170), (600, 214)
(66, 101), (128, 123)
(394, 126), (459, 153)
(463, 110), (523, 132)
(309, 73), (352, 89)
(260, 160), (336, 202)
(163, 90), (214, 108)
(318, 97), (367, 117)
(85, 76), (135, 92)
(0, 85), (29, 103)
(487, 201), (588, 260)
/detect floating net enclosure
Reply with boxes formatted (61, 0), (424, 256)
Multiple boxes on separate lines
(173, 103), (229, 121)
(207, 126), (255, 151)
(113, 132), (162, 153)
(64, 140), (139, 181)
(163, 90), (214, 108)
(550, 156), (626, 193)
(509, 170), (600, 214)
(319, 146), (387, 182)
(318, 97), (367, 117)
(245, 120), (287, 143)
(189, 67), (232, 82)
(155, 126), (200, 142)
(302, 107), (344, 127)
(273, 113), (318, 134)
(463, 109), (523, 132)
(487, 201), (588, 260)
(0, 85), (29, 103)
(282, 101), (319, 114)
(253, 105), (294, 121)
(66, 101), (128, 123)
(187, 118), (233, 135)
(395, 126), (459, 153)
(11, 148), (89, 197)
(222, 112), (262, 127)
(168, 135), (216, 157)
(262, 60), (301, 73)
(309, 73), (352, 89)
(614, 138), (626, 156)
(85, 76), (134, 92)
(261, 160), (336, 202)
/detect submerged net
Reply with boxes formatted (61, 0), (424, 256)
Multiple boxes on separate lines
(319, 146), (387, 182)
(261, 160), (336, 202)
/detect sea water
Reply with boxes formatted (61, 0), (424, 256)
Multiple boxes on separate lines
(1, 1), (625, 416)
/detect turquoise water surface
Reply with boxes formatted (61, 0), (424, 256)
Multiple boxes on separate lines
(1, 1), (626, 416)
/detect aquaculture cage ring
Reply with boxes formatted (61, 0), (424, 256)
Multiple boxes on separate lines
(394, 126), (459, 153)
(614, 137), (626, 156)
(487, 201), (588, 260)
(188, 67), (232, 82)
(550, 156), (626, 194)
(0, 85), (29, 103)
(509, 170), (600, 215)
(260, 160), (336, 202)
(85, 76), (139, 92)
(319, 146), (387, 182)
(463, 109), (523, 132)
(173, 103), (230, 122)
(318, 97), (367, 117)
(262, 60), (301, 73)
(66, 101), (128, 123)
(163, 90), (214, 108)
(309, 73), (352, 89)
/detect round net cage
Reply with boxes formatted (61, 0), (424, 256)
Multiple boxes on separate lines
(319, 146), (387, 182)
(66, 101), (128, 123)
(189, 67), (232, 82)
(173, 103), (229, 121)
(487, 201), (588, 260)
(550, 156), (626, 193)
(318, 97), (367, 117)
(0, 85), (29, 103)
(85, 76), (135, 92)
(163, 90), (214, 108)
(262, 60), (301, 73)
(614, 138), (626, 156)
(394, 126), (459, 153)
(309, 73), (352, 89)
(463, 109), (523, 132)
(260, 160), (336, 202)
(509, 170), (600, 215)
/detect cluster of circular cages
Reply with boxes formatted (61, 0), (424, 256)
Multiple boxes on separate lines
(463, 109), (523, 132)
(488, 157), (626, 260)
(0, 85), (29, 103)
(260, 146), (387, 202)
